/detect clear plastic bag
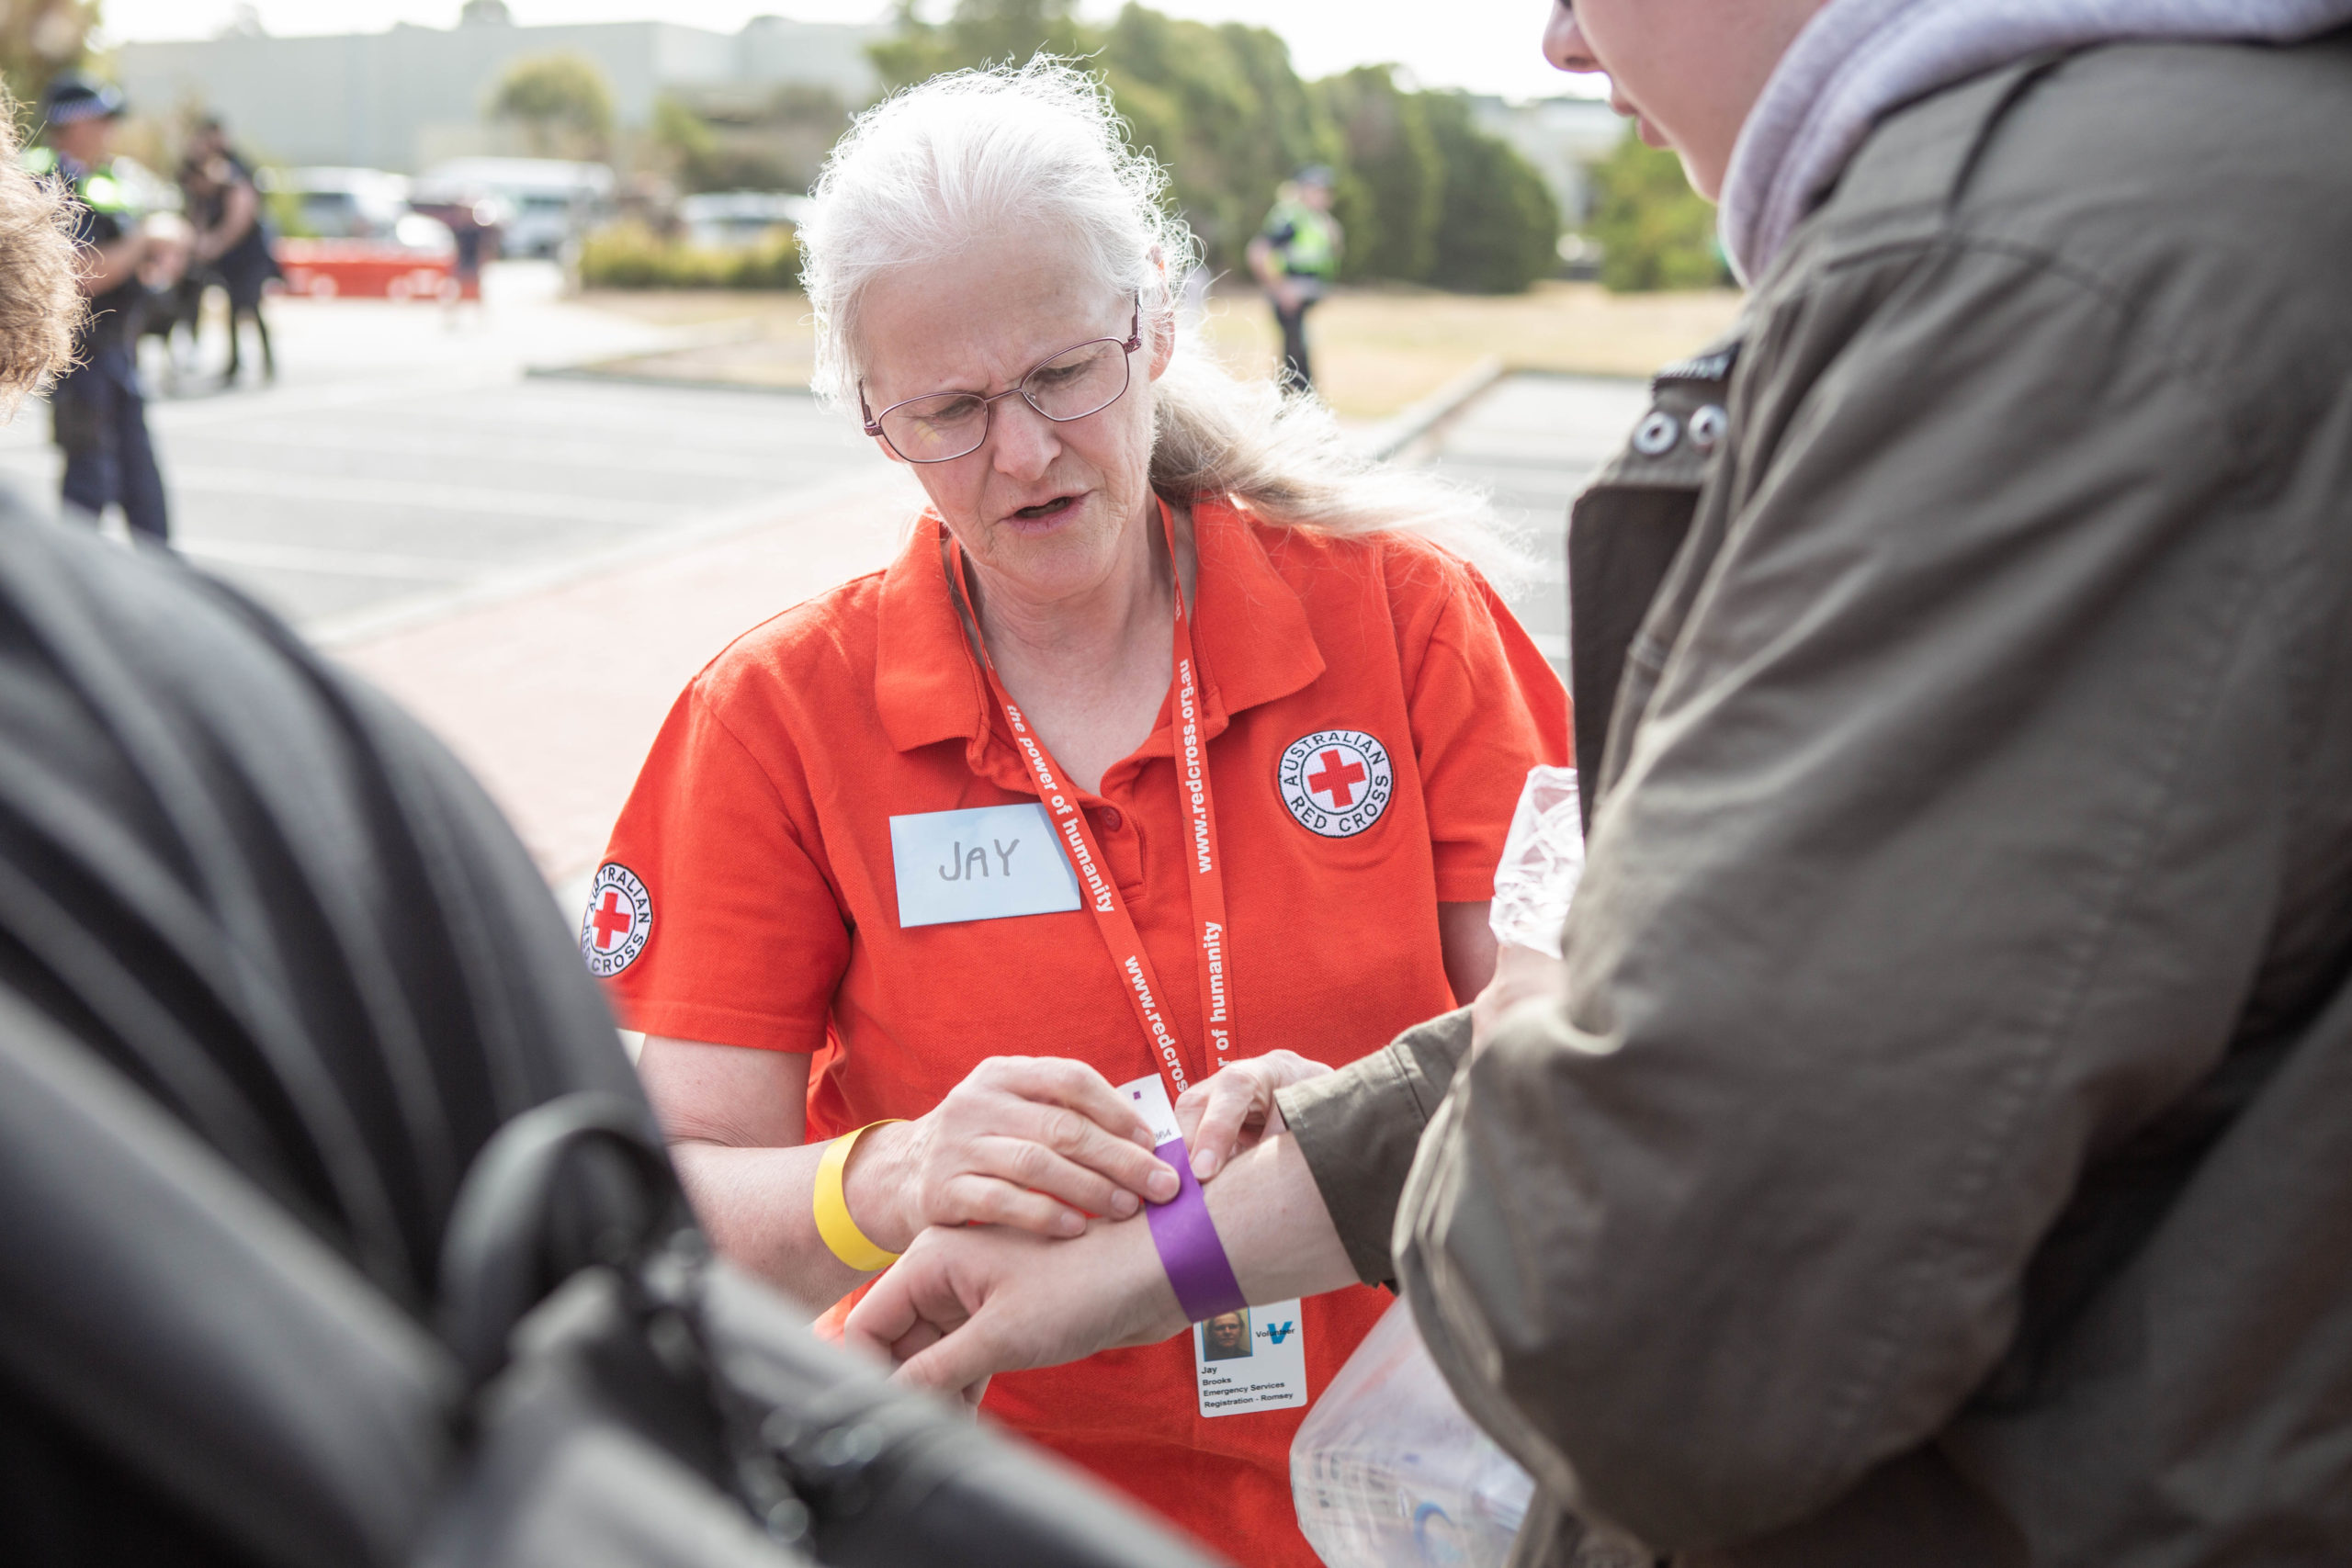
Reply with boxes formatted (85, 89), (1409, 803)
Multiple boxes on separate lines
(1291, 1296), (1534, 1568)
(1485, 766), (1584, 960)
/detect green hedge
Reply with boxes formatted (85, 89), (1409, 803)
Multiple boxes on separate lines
(1586, 134), (1730, 293)
(580, 222), (801, 290)
(1421, 92), (1561, 295)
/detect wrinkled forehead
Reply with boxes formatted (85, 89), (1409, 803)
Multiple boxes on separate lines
(855, 237), (1132, 404)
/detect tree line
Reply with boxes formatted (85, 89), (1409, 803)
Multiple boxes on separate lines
(872, 0), (1562, 295)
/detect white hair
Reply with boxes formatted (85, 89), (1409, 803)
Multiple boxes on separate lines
(798, 59), (1508, 566)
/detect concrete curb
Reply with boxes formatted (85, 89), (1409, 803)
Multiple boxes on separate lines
(1362, 354), (1509, 461)
(526, 365), (815, 398)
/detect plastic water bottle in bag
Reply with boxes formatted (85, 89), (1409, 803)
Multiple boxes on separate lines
(1486, 765), (1582, 960)
(1290, 1296), (1534, 1568)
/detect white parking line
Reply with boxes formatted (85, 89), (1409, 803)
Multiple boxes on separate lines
(165, 465), (688, 526)
(176, 537), (472, 581)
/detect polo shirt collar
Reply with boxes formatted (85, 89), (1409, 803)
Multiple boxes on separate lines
(873, 499), (1324, 757)
(875, 512), (990, 754)
(1188, 496), (1324, 723)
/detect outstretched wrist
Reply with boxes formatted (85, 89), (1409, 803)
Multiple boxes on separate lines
(840, 1118), (920, 1254)
(1090, 1211), (1193, 1347)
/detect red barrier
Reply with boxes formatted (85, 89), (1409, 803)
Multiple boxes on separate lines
(276, 240), (475, 301)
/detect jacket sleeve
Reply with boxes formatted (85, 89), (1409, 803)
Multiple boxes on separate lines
(1394, 245), (2295, 1550)
(1276, 1007), (1470, 1288)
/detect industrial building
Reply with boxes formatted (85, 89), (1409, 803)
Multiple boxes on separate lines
(110, 1), (887, 174)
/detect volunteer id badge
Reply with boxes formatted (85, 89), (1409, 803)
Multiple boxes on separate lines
(1119, 1075), (1310, 1417)
(891, 802), (1082, 928)
(1195, 1297), (1307, 1417)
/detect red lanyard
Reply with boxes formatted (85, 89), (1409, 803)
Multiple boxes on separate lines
(946, 499), (1233, 1100)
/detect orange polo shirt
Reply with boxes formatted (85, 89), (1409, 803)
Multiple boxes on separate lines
(595, 496), (1566, 1566)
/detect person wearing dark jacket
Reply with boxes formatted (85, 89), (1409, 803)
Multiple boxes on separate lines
(185, 117), (278, 383)
(845, 4), (2352, 1565)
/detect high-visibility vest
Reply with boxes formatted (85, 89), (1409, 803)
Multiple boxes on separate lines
(1263, 197), (1339, 281)
(24, 145), (136, 217)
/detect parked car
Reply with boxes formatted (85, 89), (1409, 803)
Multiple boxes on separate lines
(677, 190), (810, 251)
(411, 158), (613, 259)
(260, 166), (412, 241)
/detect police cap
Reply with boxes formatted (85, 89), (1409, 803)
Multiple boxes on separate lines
(41, 73), (125, 128)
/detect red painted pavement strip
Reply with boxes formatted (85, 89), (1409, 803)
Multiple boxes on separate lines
(330, 471), (922, 885)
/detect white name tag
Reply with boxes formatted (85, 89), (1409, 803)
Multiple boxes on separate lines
(1195, 1297), (1307, 1417)
(890, 803), (1082, 929)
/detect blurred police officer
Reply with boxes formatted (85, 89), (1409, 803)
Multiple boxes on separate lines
(30, 73), (170, 545)
(1245, 164), (1340, 394)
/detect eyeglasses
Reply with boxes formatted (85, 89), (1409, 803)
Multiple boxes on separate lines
(859, 296), (1144, 464)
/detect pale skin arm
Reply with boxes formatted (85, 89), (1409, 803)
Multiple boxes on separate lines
(1438, 899), (1497, 1010)
(653, 903), (1487, 1307)
(640, 1040), (855, 1308)
(844, 1122), (1354, 1398)
(640, 1037), (1179, 1314)
(849, 921), (1524, 1389)
(196, 179), (259, 263)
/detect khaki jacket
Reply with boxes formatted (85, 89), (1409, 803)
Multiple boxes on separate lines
(1281, 35), (2352, 1567)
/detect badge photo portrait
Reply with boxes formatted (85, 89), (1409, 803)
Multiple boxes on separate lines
(1200, 1309), (1254, 1363)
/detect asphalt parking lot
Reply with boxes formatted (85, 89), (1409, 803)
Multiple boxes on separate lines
(0, 271), (877, 638)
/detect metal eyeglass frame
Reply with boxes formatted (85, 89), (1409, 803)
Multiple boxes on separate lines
(858, 295), (1145, 464)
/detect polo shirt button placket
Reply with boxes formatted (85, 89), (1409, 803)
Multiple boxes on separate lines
(1091, 800), (1145, 890)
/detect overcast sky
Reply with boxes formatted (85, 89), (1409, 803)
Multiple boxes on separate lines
(96, 2), (1593, 103)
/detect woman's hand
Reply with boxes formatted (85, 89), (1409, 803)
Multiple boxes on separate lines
(1173, 1050), (1333, 1181)
(1471, 942), (1569, 1055)
(852, 1056), (1180, 1250)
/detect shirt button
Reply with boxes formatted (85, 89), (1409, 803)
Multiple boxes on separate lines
(1099, 807), (1125, 832)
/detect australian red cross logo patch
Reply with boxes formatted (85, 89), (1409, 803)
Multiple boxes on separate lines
(581, 862), (653, 977)
(1278, 729), (1393, 838)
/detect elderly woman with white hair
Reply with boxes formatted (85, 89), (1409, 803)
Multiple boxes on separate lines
(589, 61), (1566, 1562)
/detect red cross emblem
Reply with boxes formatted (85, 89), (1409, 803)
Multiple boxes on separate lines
(588, 888), (634, 952)
(1306, 748), (1369, 809)
(580, 863), (653, 976)
(1279, 729), (1392, 839)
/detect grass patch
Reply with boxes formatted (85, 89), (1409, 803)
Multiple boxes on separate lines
(577, 280), (1743, 419)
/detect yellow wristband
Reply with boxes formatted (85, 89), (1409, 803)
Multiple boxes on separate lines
(814, 1120), (905, 1272)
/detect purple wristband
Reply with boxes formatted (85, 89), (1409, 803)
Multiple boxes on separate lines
(1143, 1135), (1247, 1323)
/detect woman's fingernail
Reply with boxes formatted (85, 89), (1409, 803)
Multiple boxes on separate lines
(1148, 1166), (1181, 1201)
(1191, 1150), (1219, 1181)
(1057, 1210), (1086, 1235)
(1133, 1126), (1157, 1148)
(1111, 1190), (1141, 1217)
